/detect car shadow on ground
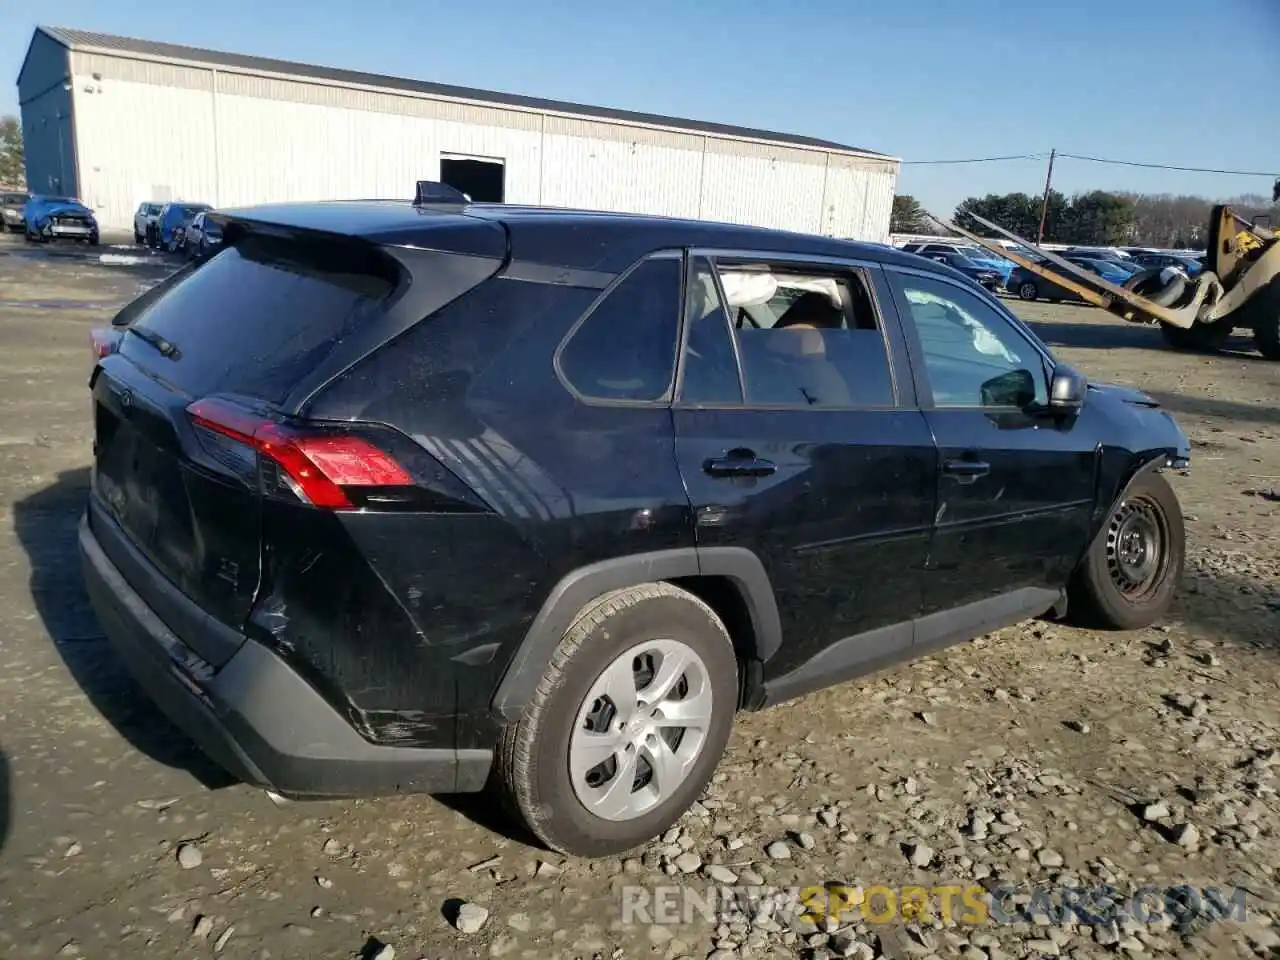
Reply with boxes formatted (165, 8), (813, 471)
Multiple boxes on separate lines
(1024, 316), (1270, 364)
(1144, 390), (1280, 428)
(11, 468), (549, 844)
(12, 467), (235, 790)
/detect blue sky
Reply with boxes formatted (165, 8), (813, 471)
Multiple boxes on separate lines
(5, 0), (1278, 214)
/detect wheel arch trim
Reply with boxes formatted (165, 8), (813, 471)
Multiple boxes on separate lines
(490, 547), (780, 722)
(1085, 451), (1181, 555)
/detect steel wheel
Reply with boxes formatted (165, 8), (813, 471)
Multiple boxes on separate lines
(1104, 495), (1170, 602)
(569, 638), (712, 822)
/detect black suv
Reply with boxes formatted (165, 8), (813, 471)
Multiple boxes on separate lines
(80, 201), (1190, 857)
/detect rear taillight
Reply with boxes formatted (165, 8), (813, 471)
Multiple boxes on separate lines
(91, 326), (122, 358)
(186, 397), (413, 509)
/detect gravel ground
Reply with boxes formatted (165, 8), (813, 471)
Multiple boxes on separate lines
(0, 234), (1277, 959)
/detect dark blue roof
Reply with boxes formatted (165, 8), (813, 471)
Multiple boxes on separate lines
(215, 200), (929, 275)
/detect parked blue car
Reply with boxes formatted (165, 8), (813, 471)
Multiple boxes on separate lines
(923, 251), (1004, 290)
(1131, 252), (1204, 277)
(152, 202), (212, 252)
(1067, 256), (1135, 285)
(22, 195), (99, 245)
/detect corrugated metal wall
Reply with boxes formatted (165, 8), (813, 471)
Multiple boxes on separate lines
(17, 32), (79, 198)
(68, 51), (898, 238)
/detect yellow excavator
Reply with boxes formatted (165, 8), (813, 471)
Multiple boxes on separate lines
(931, 204), (1280, 360)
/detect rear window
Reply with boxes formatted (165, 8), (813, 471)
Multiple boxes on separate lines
(120, 235), (398, 405)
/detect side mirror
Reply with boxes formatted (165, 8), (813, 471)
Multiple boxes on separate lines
(1048, 365), (1087, 412)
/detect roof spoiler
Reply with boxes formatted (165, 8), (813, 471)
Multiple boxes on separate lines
(414, 180), (470, 205)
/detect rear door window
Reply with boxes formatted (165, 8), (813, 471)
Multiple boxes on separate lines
(705, 260), (897, 409)
(119, 235), (398, 404)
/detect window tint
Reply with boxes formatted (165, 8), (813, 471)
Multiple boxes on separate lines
(893, 273), (1048, 409)
(120, 235), (397, 404)
(558, 256), (681, 402)
(678, 258), (743, 405)
(713, 262), (895, 408)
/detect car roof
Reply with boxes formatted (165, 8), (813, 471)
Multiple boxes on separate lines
(214, 199), (938, 275)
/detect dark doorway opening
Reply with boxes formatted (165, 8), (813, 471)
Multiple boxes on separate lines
(440, 156), (505, 203)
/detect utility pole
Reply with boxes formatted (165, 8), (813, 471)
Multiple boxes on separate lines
(1037, 148), (1056, 246)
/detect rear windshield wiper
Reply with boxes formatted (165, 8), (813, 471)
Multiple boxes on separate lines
(125, 325), (180, 360)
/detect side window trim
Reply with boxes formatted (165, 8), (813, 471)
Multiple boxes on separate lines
(884, 264), (1055, 412)
(672, 251), (748, 408)
(685, 247), (903, 411)
(552, 249), (683, 408)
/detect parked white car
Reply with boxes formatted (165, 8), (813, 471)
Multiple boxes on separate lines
(133, 202), (163, 244)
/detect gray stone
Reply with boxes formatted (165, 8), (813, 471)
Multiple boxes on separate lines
(192, 916), (214, 940)
(213, 926), (234, 952)
(455, 902), (490, 934)
(907, 842), (934, 867)
(1141, 803), (1170, 822)
(1172, 823), (1200, 848)
(830, 931), (859, 957)
(176, 843), (203, 869)
(1036, 849), (1064, 868)
(797, 832), (816, 850)
(766, 841), (792, 859)
(674, 851), (702, 874)
(506, 913), (531, 932)
(647, 925), (673, 945)
(706, 864), (738, 884)
(321, 837), (342, 855)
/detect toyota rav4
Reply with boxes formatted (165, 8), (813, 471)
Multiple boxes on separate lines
(80, 200), (1190, 857)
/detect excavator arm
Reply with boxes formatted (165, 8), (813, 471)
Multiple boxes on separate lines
(922, 204), (1280, 357)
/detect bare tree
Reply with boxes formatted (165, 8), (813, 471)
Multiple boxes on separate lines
(0, 116), (25, 189)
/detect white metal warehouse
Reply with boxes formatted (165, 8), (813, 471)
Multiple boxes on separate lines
(18, 26), (899, 237)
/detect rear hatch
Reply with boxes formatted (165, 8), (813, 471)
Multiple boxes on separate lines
(89, 221), (505, 666)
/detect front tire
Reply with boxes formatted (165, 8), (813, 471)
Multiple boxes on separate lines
(1018, 281), (1039, 301)
(495, 582), (737, 857)
(1161, 321), (1231, 353)
(1255, 313), (1280, 360)
(1067, 470), (1184, 630)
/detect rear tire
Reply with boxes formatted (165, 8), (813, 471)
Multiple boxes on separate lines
(1067, 470), (1184, 630)
(1255, 313), (1280, 360)
(495, 582), (737, 857)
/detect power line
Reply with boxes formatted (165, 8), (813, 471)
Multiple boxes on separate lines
(901, 153), (1044, 165)
(1057, 152), (1276, 178)
(902, 149), (1276, 178)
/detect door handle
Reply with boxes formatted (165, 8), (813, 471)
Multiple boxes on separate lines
(942, 458), (991, 484)
(703, 450), (777, 478)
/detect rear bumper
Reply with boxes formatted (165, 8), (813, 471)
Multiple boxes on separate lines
(79, 513), (491, 797)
